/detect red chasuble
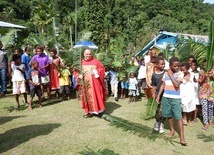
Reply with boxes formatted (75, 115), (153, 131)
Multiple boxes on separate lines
(81, 57), (106, 114)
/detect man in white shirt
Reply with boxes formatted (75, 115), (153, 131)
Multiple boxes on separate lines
(106, 68), (119, 101)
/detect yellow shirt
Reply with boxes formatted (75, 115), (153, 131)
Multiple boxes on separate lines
(59, 68), (71, 86)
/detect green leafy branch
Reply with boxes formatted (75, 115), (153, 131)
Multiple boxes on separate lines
(79, 147), (119, 155)
(102, 114), (176, 145)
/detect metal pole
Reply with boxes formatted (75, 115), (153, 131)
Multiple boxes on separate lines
(75, 0), (77, 43)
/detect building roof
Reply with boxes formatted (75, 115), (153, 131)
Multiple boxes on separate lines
(135, 31), (208, 56)
(0, 21), (26, 29)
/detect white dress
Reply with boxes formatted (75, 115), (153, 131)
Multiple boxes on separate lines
(193, 72), (200, 105)
(180, 72), (196, 112)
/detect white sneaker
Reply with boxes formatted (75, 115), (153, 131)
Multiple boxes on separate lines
(153, 122), (160, 131)
(159, 123), (165, 133)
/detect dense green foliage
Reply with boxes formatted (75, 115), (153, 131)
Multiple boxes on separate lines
(0, 0), (214, 53)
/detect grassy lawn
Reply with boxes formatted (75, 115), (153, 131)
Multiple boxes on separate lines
(0, 91), (214, 155)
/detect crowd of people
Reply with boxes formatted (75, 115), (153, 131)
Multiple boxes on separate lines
(1, 40), (214, 146)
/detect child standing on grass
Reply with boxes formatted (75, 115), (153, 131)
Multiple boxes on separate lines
(49, 48), (60, 99)
(11, 54), (28, 108)
(128, 72), (138, 102)
(199, 70), (214, 130)
(137, 58), (146, 99)
(59, 61), (71, 100)
(120, 76), (128, 99)
(191, 60), (201, 122)
(180, 62), (196, 125)
(156, 57), (187, 146)
(106, 68), (119, 101)
(151, 56), (165, 133)
(27, 60), (42, 110)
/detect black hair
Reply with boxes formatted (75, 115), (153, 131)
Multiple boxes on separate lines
(140, 58), (145, 61)
(169, 57), (180, 66)
(155, 56), (164, 64)
(180, 62), (190, 70)
(30, 60), (38, 66)
(189, 55), (195, 59)
(158, 52), (164, 57)
(191, 59), (198, 67)
(50, 48), (57, 55)
(34, 44), (39, 49)
(12, 54), (21, 61)
(202, 59), (207, 63)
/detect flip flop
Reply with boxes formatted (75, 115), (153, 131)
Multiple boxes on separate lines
(180, 140), (188, 146)
(202, 127), (208, 131)
(83, 114), (92, 118)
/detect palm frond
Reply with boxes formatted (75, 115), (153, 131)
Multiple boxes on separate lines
(197, 133), (214, 142)
(79, 147), (119, 155)
(206, 20), (214, 70)
(125, 66), (138, 74)
(112, 61), (123, 68)
(143, 98), (158, 120)
(102, 114), (176, 145)
(1, 29), (19, 49)
(96, 53), (104, 61)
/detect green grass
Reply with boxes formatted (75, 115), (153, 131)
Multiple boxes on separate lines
(0, 91), (214, 155)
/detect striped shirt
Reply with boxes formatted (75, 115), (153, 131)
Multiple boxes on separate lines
(163, 71), (183, 99)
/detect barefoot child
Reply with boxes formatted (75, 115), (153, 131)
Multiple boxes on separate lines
(49, 48), (60, 99)
(156, 57), (187, 146)
(199, 70), (214, 130)
(128, 72), (138, 102)
(180, 62), (196, 125)
(191, 60), (201, 122)
(27, 60), (42, 110)
(151, 56), (165, 133)
(11, 54), (28, 108)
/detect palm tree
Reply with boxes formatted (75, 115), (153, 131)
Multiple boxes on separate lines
(174, 35), (206, 65)
(1, 7), (16, 22)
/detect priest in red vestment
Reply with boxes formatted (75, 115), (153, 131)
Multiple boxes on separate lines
(79, 49), (106, 118)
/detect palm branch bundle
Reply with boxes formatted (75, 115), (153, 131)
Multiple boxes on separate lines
(206, 20), (214, 71)
(143, 98), (158, 120)
(102, 114), (175, 144)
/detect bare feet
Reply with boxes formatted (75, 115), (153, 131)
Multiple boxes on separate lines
(202, 124), (209, 130)
(193, 118), (198, 123)
(167, 131), (175, 138)
(28, 106), (33, 110)
(182, 119), (187, 125)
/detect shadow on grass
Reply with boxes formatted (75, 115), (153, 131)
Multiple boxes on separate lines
(0, 123), (61, 154)
(79, 147), (119, 155)
(104, 102), (121, 115)
(4, 99), (62, 112)
(197, 133), (214, 142)
(0, 116), (25, 125)
(163, 119), (180, 137)
(42, 99), (62, 107)
(102, 114), (179, 145)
